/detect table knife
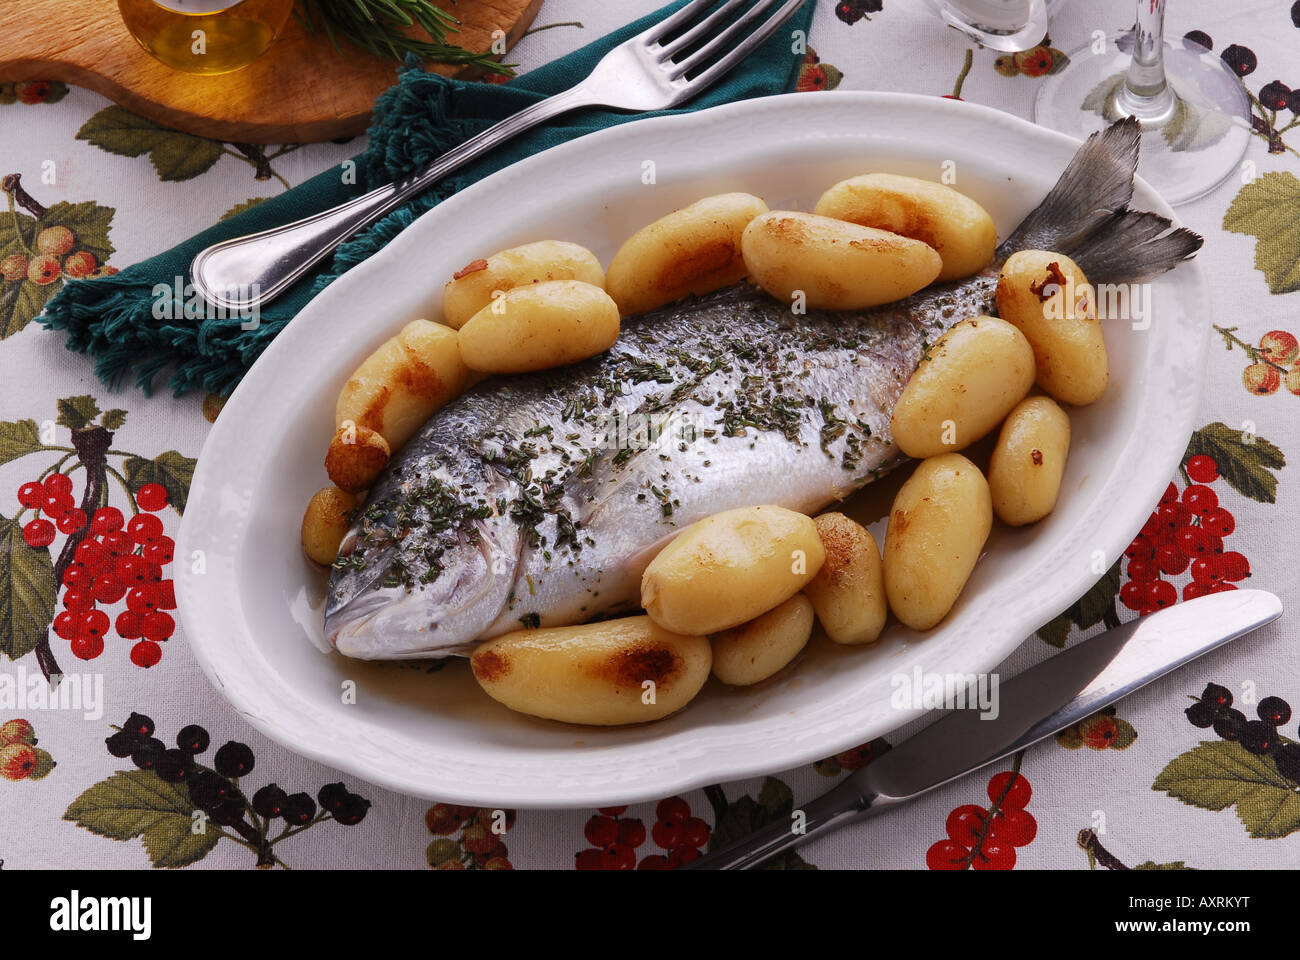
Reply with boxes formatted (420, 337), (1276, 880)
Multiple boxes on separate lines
(686, 588), (1282, 870)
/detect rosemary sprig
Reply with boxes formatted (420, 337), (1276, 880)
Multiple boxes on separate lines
(297, 0), (515, 76)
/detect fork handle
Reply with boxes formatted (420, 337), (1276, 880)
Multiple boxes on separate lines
(190, 85), (599, 313)
(681, 777), (898, 870)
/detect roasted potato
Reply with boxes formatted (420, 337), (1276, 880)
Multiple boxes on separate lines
(324, 422), (390, 494)
(335, 319), (474, 452)
(442, 240), (605, 330)
(814, 173), (997, 281)
(890, 316), (1036, 458)
(883, 453), (992, 631)
(301, 486), (357, 566)
(804, 512), (887, 645)
(995, 251), (1109, 405)
(457, 280), (620, 374)
(470, 616), (711, 725)
(604, 192), (769, 316)
(988, 396), (1071, 526)
(641, 505), (825, 636)
(711, 594), (814, 686)
(741, 211), (942, 310)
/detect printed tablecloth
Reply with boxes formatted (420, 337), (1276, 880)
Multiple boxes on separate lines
(2, 0), (1298, 871)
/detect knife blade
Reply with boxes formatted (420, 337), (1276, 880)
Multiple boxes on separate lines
(686, 589), (1283, 870)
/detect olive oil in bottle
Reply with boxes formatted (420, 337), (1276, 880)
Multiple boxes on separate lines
(117, 0), (295, 74)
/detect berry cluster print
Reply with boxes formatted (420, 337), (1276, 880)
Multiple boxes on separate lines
(1122, 460), (1248, 614)
(0, 718), (55, 783)
(575, 797), (711, 870)
(1, 397), (196, 679)
(65, 713), (370, 868)
(1, 174), (115, 338)
(926, 759), (1036, 870)
(425, 804), (516, 870)
(1155, 683), (1300, 840)
(1214, 327), (1300, 396)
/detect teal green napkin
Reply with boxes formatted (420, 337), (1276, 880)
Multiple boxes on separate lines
(39, 0), (816, 397)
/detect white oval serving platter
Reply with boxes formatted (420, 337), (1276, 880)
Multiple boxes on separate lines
(176, 92), (1208, 807)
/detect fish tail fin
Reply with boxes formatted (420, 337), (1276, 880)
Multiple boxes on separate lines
(997, 116), (1203, 284)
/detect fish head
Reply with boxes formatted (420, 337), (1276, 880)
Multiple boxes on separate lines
(325, 514), (521, 659)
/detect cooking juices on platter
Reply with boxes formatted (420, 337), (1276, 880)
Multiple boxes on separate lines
(117, 0), (294, 73)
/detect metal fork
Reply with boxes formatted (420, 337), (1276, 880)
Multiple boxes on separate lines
(191, 0), (809, 313)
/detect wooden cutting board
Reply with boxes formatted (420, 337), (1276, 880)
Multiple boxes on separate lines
(0, 0), (543, 143)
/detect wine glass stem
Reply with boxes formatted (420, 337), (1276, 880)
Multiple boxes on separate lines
(1118, 0), (1176, 121)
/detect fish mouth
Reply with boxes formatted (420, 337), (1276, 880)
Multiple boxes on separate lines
(326, 523), (520, 659)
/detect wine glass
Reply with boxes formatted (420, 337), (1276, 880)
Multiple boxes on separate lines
(923, 0), (1061, 53)
(1032, 0), (1251, 205)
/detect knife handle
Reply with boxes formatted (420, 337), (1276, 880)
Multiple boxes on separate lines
(682, 777), (896, 870)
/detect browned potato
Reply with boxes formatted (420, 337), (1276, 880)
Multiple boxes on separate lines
(471, 616), (711, 725)
(995, 251), (1109, 405)
(814, 173), (997, 281)
(804, 513), (887, 645)
(442, 240), (605, 329)
(641, 505), (826, 635)
(711, 594), (814, 686)
(890, 316), (1036, 458)
(882, 453), (992, 631)
(457, 280), (620, 374)
(301, 486), (357, 566)
(325, 423), (390, 494)
(988, 396), (1071, 526)
(335, 319), (475, 452)
(604, 192), (769, 316)
(741, 211), (942, 310)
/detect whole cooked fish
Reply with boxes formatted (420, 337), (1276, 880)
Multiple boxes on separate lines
(326, 117), (1201, 659)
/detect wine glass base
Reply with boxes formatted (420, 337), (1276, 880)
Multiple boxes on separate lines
(1033, 34), (1252, 205)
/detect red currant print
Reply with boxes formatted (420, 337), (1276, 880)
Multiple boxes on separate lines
(1120, 580), (1145, 611)
(574, 848), (603, 870)
(945, 804), (986, 846)
(141, 611), (175, 642)
(1182, 484), (1217, 516)
(652, 817), (683, 849)
(988, 808), (1038, 847)
(667, 845), (701, 867)
(617, 818), (646, 848)
(22, 518), (55, 547)
(972, 839), (1016, 870)
(584, 815), (618, 847)
(925, 839), (970, 870)
(56, 507), (86, 535)
(637, 854), (669, 870)
(1185, 455), (1218, 484)
(1144, 580), (1176, 611)
(1126, 558), (1159, 582)
(17, 481), (44, 508)
(127, 513), (163, 544)
(130, 641), (162, 668)
(656, 796), (690, 822)
(1201, 507), (1235, 538)
(70, 632), (104, 660)
(1218, 551), (1249, 581)
(53, 610), (78, 639)
(63, 587), (94, 612)
(987, 771), (1030, 810)
(142, 538), (174, 565)
(91, 506), (124, 535)
(44, 473), (72, 497)
(116, 611), (143, 640)
(135, 483), (169, 512)
(597, 806), (626, 817)
(156, 580), (177, 610)
(91, 574), (127, 604)
(1156, 543), (1190, 575)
